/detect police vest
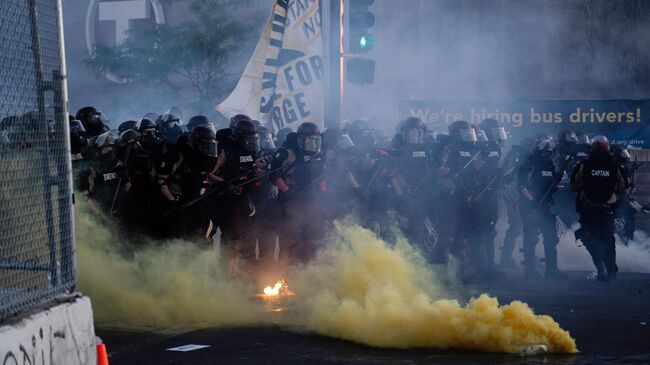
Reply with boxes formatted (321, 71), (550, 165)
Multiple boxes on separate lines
(483, 142), (501, 171)
(581, 158), (619, 204)
(169, 144), (218, 199)
(284, 148), (326, 195)
(222, 144), (257, 183)
(396, 145), (430, 187)
(527, 155), (556, 199)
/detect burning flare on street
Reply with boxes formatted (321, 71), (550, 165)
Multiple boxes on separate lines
(263, 279), (295, 297)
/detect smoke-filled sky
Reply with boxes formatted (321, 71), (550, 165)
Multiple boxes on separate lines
(63, 0), (650, 130)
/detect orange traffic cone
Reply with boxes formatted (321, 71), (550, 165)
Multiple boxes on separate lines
(96, 339), (109, 365)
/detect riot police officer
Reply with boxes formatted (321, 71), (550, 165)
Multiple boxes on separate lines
(321, 127), (360, 223)
(443, 121), (482, 268)
(249, 125), (281, 271)
(517, 137), (567, 279)
(156, 125), (219, 238)
(77, 131), (122, 215)
(271, 122), (326, 268)
(499, 137), (536, 268)
(476, 119), (509, 273)
(390, 117), (438, 258)
(572, 137), (628, 282)
(213, 119), (261, 277)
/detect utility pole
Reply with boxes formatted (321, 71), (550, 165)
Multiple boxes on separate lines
(323, 0), (342, 129)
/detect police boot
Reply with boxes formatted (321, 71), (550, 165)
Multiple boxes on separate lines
(544, 245), (568, 279)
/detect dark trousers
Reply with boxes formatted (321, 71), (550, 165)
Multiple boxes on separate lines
(579, 209), (618, 276)
(519, 200), (560, 272)
(501, 199), (522, 264)
(280, 199), (325, 263)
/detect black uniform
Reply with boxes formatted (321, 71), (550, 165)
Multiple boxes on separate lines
(271, 142), (327, 263)
(157, 134), (218, 238)
(213, 142), (258, 256)
(572, 145), (627, 281)
(499, 143), (529, 268)
(517, 146), (564, 279)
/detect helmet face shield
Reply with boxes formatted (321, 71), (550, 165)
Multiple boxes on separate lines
(260, 136), (275, 151)
(492, 127), (507, 142)
(198, 140), (218, 157)
(302, 135), (322, 153)
(89, 112), (109, 125)
(577, 134), (590, 145)
(241, 134), (261, 152)
(459, 128), (477, 143)
(537, 138), (555, 155)
(404, 128), (424, 145)
(70, 120), (86, 135)
(565, 132), (578, 143)
(476, 129), (488, 142)
(337, 134), (355, 149)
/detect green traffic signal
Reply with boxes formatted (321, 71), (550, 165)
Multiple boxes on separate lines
(359, 34), (375, 50)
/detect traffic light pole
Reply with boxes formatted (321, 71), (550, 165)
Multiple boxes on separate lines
(323, 0), (342, 129)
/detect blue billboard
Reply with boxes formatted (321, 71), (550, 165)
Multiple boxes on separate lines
(399, 99), (650, 148)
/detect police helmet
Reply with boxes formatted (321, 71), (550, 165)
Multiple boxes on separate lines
(448, 120), (477, 142)
(187, 115), (215, 133)
(401, 117), (426, 145)
(138, 117), (157, 132)
(610, 144), (631, 161)
(118, 129), (141, 147)
(118, 120), (138, 134)
(297, 122), (322, 153)
(479, 118), (508, 143)
(229, 114), (252, 129)
(558, 129), (578, 144)
(345, 119), (375, 148)
(158, 107), (184, 143)
(590, 135), (610, 153)
(232, 119), (260, 152)
(95, 130), (118, 149)
(188, 125), (218, 157)
(76, 106), (108, 126)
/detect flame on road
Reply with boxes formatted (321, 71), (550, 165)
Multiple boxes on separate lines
(263, 279), (295, 297)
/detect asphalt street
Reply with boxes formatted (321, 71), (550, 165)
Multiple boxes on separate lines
(99, 271), (650, 365)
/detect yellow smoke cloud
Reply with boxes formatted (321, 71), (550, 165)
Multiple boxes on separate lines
(293, 223), (577, 354)
(75, 205), (264, 329)
(76, 205), (576, 353)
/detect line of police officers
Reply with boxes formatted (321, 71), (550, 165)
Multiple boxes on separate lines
(66, 105), (644, 282)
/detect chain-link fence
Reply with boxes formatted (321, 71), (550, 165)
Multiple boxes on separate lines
(0, 0), (75, 321)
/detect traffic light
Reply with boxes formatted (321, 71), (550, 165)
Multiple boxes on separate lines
(346, 0), (375, 85)
(348, 0), (375, 54)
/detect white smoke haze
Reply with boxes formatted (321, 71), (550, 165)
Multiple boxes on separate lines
(494, 217), (650, 274)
